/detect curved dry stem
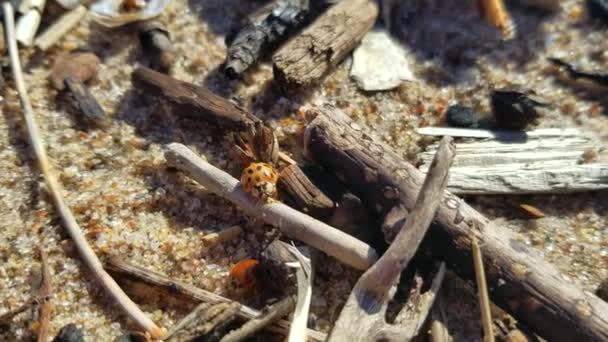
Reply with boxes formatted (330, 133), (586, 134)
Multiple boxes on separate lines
(2, 2), (162, 338)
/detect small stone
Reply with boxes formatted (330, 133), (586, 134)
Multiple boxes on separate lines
(53, 323), (84, 342)
(587, 0), (608, 24)
(350, 30), (414, 91)
(50, 52), (101, 91)
(596, 278), (608, 301)
(445, 105), (480, 127)
(490, 88), (547, 130)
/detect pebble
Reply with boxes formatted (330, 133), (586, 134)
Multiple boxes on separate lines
(445, 105), (480, 127)
(50, 52), (101, 91)
(350, 30), (414, 91)
(53, 323), (84, 342)
(490, 88), (546, 130)
(587, 0), (608, 24)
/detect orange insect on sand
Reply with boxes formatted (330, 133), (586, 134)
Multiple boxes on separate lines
(230, 259), (261, 290)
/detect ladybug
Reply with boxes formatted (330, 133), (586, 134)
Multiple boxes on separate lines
(230, 259), (261, 293)
(240, 162), (278, 203)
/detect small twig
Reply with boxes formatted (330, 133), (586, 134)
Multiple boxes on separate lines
(472, 235), (495, 342)
(1, 3), (162, 338)
(34, 5), (87, 51)
(329, 136), (455, 341)
(201, 225), (243, 247)
(164, 302), (210, 341)
(0, 298), (40, 327)
(174, 302), (240, 341)
(220, 297), (295, 342)
(105, 257), (327, 342)
(37, 246), (52, 342)
(165, 143), (378, 270)
(478, 0), (515, 40)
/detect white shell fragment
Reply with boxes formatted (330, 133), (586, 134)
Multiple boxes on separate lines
(350, 29), (415, 91)
(90, 0), (170, 28)
(55, 0), (84, 10)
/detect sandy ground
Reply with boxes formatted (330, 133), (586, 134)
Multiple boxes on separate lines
(1, 0), (607, 340)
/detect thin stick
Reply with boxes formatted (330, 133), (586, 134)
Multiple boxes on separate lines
(201, 225), (243, 247)
(105, 257), (327, 342)
(0, 298), (39, 327)
(165, 143), (378, 270)
(1, 3), (163, 338)
(472, 235), (495, 342)
(220, 297), (295, 342)
(34, 5), (87, 51)
(37, 246), (52, 342)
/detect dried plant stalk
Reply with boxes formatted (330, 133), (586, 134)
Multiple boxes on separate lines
(37, 246), (52, 342)
(472, 235), (495, 342)
(1, 3), (162, 338)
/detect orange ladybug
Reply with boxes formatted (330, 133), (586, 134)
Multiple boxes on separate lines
(240, 162), (278, 203)
(230, 259), (261, 291)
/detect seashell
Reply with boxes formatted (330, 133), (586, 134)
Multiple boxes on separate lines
(54, 0), (84, 10)
(90, 0), (170, 28)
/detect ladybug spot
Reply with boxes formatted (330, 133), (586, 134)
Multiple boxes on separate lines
(256, 165), (262, 171)
(247, 177), (252, 182)
(247, 169), (253, 174)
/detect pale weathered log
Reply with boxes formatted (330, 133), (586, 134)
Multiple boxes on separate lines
(105, 257), (327, 342)
(304, 106), (608, 342)
(165, 143), (378, 270)
(330, 136), (454, 342)
(418, 127), (608, 194)
(272, 0), (379, 87)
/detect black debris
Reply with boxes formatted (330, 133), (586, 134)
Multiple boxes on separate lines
(491, 88), (548, 130)
(53, 323), (85, 342)
(445, 104), (480, 128)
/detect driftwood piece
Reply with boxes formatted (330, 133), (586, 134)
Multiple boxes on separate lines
(278, 163), (334, 217)
(272, 0), (379, 87)
(225, 0), (312, 79)
(418, 127), (608, 194)
(330, 136), (454, 341)
(34, 5), (87, 51)
(165, 143), (378, 270)
(2, 3), (162, 338)
(304, 106), (608, 341)
(105, 258), (327, 341)
(220, 297), (295, 342)
(37, 246), (52, 342)
(131, 67), (259, 131)
(64, 76), (105, 120)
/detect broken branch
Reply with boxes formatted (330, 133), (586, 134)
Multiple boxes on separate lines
(2, 3), (162, 338)
(304, 106), (608, 341)
(164, 143), (378, 270)
(329, 136), (454, 341)
(131, 67), (259, 131)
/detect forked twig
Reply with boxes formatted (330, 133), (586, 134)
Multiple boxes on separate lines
(1, 3), (162, 338)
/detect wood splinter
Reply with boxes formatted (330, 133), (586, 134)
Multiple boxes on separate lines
(329, 136), (455, 341)
(50, 51), (105, 121)
(202, 225), (243, 247)
(37, 246), (52, 342)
